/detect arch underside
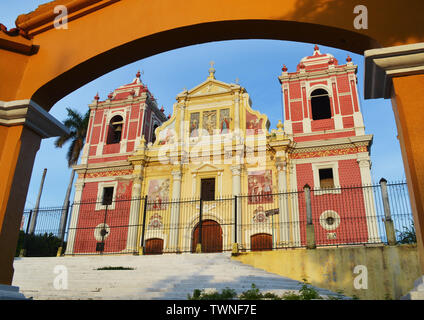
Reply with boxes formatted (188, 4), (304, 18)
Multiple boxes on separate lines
(31, 19), (378, 110)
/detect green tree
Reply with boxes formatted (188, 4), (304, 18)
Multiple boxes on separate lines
(54, 107), (90, 244)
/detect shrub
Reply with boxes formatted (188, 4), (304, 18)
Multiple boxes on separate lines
(397, 223), (416, 244)
(15, 231), (64, 257)
(188, 287), (238, 300)
(188, 280), (340, 300)
(239, 284), (282, 300)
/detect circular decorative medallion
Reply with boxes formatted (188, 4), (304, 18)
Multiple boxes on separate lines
(148, 213), (163, 229)
(94, 223), (110, 241)
(319, 210), (340, 231)
(253, 206), (268, 224)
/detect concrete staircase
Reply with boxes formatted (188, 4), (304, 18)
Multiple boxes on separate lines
(12, 253), (340, 300)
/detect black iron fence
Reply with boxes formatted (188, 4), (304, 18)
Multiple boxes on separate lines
(20, 181), (416, 256)
(18, 203), (71, 257)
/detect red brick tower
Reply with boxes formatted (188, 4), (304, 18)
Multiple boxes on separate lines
(279, 46), (379, 245)
(66, 72), (167, 254)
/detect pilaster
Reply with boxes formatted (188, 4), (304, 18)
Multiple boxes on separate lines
(365, 43), (424, 296)
(64, 181), (85, 255)
(276, 160), (290, 246)
(168, 168), (182, 252)
(0, 100), (67, 286)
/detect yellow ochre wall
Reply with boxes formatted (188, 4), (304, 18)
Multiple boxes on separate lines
(232, 245), (421, 300)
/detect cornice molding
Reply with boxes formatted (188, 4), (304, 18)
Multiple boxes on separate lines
(291, 135), (373, 154)
(73, 158), (132, 175)
(0, 99), (68, 138)
(0, 28), (37, 55)
(15, 0), (121, 37)
(364, 43), (424, 99)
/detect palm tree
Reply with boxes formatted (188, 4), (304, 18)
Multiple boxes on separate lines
(55, 107), (90, 242)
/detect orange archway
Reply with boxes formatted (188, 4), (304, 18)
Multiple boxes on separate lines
(1, 0), (424, 288)
(2, 0), (424, 110)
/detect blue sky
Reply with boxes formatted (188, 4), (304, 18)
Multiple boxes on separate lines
(1, 1), (406, 208)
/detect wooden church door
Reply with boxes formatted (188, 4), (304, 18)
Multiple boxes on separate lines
(250, 233), (273, 251)
(144, 238), (164, 255)
(192, 220), (223, 253)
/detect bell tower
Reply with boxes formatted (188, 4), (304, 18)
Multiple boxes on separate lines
(80, 71), (168, 165)
(279, 46), (378, 245)
(279, 45), (365, 142)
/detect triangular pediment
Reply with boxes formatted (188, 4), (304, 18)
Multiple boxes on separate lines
(188, 79), (232, 97)
(192, 163), (224, 173)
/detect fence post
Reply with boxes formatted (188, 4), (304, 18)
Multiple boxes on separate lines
(19, 210), (33, 257)
(196, 199), (203, 253)
(304, 184), (316, 249)
(140, 195), (148, 255)
(232, 195), (239, 255)
(29, 168), (47, 234)
(380, 178), (397, 245)
(56, 200), (70, 257)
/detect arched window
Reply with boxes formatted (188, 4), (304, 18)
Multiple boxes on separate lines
(151, 123), (159, 143)
(106, 115), (124, 144)
(310, 89), (332, 120)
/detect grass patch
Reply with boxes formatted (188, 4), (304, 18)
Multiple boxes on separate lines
(96, 266), (135, 270)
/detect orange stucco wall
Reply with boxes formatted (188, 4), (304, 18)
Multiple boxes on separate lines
(0, 126), (24, 232)
(1, 0), (424, 110)
(392, 75), (424, 272)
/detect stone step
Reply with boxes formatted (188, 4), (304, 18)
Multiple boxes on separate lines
(12, 253), (342, 300)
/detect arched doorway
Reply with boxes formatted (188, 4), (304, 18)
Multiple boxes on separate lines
(251, 233), (273, 251)
(192, 220), (223, 253)
(144, 238), (164, 255)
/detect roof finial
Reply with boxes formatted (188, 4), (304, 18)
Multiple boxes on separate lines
(313, 44), (320, 55)
(134, 69), (144, 84)
(94, 92), (99, 101)
(277, 120), (284, 132)
(282, 65), (288, 72)
(208, 61), (216, 80)
(346, 55), (352, 63)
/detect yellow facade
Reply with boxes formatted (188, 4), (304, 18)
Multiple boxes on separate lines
(129, 68), (291, 253)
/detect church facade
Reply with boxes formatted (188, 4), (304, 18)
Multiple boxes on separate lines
(65, 47), (379, 255)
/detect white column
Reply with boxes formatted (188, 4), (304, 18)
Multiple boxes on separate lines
(302, 117), (312, 133)
(80, 110), (94, 165)
(358, 157), (380, 242)
(168, 170), (182, 252)
(192, 173), (197, 196)
(234, 92), (240, 131)
(178, 98), (186, 144)
(218, 172), (223, 198)
(231, 165), (242, 244)
(96, 109), (108, 156)
(289, 163), (301, 246)
(353, 112), (366, 135)
(64, 181), (84, 255)
(277, 161), (290, 246)
(334, 114), (343, 130)
(124, 169), (143, 253)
